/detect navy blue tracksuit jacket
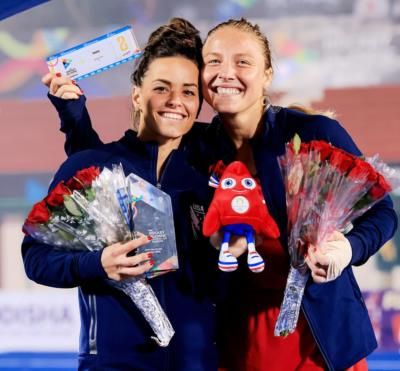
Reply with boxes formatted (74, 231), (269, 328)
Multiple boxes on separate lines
(22, 128), (218, 370)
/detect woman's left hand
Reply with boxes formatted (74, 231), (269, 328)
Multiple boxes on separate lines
(305, 231), (352, 283)
(42, 72), (83, 99)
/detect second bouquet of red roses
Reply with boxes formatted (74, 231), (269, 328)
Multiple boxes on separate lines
(274, 134), (400, 337)
(23, 164), (176, 346)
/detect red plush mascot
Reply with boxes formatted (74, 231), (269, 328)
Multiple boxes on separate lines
(203, 161), (280, 272)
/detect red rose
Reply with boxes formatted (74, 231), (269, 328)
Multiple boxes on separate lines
(66, 177), (83, 190)
(67, 166), (100, 189)
(329, 149), (354, 173)
(26, 200), (50, 224)
(309, 140), (332, 162)
(299, 142), (310, 155)
(45, 182), (71, 207)
(75, 166), (100, 187)
(347, 158), (377, 182)
(368, 174), (392, 200)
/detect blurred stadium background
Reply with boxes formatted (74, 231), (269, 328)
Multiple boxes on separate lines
(0, 0), (399, 369)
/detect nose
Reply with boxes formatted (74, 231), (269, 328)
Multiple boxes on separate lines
(166, 91), (182, 107)
(218, 61), (235, 80)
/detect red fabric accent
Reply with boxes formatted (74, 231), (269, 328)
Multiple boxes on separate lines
(221, 240), (324, 371)
(246, 238), (290, 290)
(219, 238), (367, 371)
(219, 238), (325, 370)
(346, 358), (368, 371)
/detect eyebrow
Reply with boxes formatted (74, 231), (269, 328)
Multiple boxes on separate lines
(236, 53), (254, 59)
(204, 52), (255, 60)
(153, 79), (198, 87)
(204, 52), (221, 58)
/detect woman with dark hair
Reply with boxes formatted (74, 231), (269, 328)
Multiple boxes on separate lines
(23, 18), (218, 371)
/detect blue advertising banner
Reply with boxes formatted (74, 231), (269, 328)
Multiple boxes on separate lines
(0, 0), (50, 21)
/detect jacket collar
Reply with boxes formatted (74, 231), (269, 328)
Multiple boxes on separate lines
(119, 129), (157, 157)
(119, 130), (208, 194)
(207, 106), (283, 159)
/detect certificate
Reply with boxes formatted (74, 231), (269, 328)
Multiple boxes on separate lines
(47, 26), (141, 81)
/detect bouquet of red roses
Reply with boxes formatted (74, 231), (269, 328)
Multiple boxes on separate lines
(274, 134), (400, 337)
(24, 166), (106, 250)
(23, 164), (175, 346)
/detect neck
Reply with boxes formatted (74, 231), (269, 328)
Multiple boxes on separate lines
(218, 103), (265, 177)
(218, 104), (264, 148)
(234, 141), (258, 176)
(137, 128), (182, 180)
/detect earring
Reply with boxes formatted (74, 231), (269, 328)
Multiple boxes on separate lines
(262, 95), (271, 112)
(262, 96), (268, 106)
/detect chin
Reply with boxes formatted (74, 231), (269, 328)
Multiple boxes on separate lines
(213, 103), (238, 114)
(160, 128), (191, 139)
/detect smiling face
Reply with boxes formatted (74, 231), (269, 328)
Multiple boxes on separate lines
(133, 56), (200, 144)
(202, 26), (272, 119)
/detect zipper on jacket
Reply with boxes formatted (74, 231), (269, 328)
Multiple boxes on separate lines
(154, 149), (173, 370)
(157, 149), (175, 190)
(150, 144), (158, 186)
(88, 294), (98, 354)
(301, 306), (333, 370)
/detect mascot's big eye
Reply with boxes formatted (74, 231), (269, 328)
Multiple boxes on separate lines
(241, 178), (256, 189)
(221, 178), (236, 189)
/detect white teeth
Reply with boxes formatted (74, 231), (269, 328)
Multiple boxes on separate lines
(216, 87), (241, 95)
(161, 112), (184, 120)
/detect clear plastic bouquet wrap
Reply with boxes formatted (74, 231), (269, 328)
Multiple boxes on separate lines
(274, 134), (400, 337)
(23, 164), (176, 346)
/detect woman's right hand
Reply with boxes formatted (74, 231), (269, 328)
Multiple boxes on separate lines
(42, 72), (83, 100)
(101, 234), (154, 281)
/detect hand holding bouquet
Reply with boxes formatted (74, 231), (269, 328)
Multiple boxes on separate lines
(274, 134), (400, 337)
(23, 164), (176, 346)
